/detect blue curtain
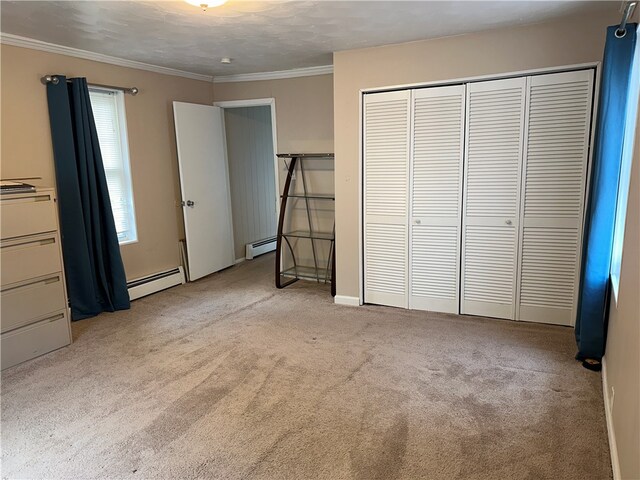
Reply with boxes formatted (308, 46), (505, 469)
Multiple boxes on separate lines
(46, 76), (130, 320)
(575, 25), (638, 361)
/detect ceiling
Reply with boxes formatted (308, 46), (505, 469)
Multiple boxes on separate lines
(1, 1), (616, 77)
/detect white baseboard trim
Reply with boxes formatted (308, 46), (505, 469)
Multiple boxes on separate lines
(235, 257), (246, 264)
(127, 267), (185, 301)
(334, 295), (360, 306)
(602, 357), (621, 480)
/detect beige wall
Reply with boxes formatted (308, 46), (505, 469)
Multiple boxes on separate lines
(213, 74), (334, 154)
(605, 99), (640, 479)
(0, 44), (214, 281)
(0, 45), (333, 281)
(333, 9), (621, 298)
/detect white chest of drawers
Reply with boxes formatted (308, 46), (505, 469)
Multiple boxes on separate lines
(1, 188), (72, 369)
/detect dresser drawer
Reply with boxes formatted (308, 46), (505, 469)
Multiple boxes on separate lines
(1, 234), (62, 286)
(1, 311), (71, 370)
(1, 274), (66, 333)
(0, 193), (57, 240)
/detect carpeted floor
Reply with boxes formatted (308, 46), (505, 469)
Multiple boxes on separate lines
(1, 253), (611, 479)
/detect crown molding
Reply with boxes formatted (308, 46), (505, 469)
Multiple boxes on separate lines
(0, 32), (333, 84)
(213, 64), (333, 83)
(0, 33), (214, 83)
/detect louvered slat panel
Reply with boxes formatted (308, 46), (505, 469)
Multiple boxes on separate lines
(365, 99), (409, 218)
(412, 88), (463, 217)
(524, 76), (591, 218)
(365, 224), (407, 296)
(463, 225), (517, 319)
(410, 85), (465, 314)
(411, 225), (458, 297)
(517, 70), (593, 326)
(520, 227), (579, 309)
(465, 83), (525, 218)
(364, 91), (410, 308)
(461, 78), (525, 320)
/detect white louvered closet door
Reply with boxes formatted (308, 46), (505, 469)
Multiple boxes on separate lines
(364, 91), (411, 308)
(461, 77), (526, 319)
(410, 85), (465, 314)
(516, 70), (594, 326)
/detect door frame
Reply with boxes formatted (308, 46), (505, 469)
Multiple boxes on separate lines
(213, 98), (280, 220)
(358, 61), (601, 311)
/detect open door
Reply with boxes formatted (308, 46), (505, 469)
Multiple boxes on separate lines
(173, 102), (235, 281)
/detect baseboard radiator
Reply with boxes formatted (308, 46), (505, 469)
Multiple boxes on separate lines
(246, 236), (277, 260)
(127, 267), (186, 301)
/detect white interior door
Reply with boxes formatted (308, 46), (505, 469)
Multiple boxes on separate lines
(516, 70), (594, 325)
(409, 85), (465, 314)
(363, 90), (410, 308)
(173, 102), (235, 281)
(461, 77), (527, 319)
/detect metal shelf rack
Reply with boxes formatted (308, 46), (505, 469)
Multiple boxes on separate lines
(275, 153), (335, 296)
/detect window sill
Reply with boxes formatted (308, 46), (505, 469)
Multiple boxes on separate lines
(119, 238), (138, 246)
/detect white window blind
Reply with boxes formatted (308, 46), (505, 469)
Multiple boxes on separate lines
(89, 88), (137, 244)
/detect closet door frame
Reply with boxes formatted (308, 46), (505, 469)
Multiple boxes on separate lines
(460, 77), (527, 320)
(515, 69), (597, 326)
(408, 85), (466, 314)
(362, 90), (411, 308)
(356, 62), (600, 311)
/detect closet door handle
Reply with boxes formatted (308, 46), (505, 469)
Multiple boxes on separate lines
(505, 219), (512, 225)
(415, 219), (421, 224)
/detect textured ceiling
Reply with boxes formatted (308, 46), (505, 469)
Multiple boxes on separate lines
(1, 1), (616, 76)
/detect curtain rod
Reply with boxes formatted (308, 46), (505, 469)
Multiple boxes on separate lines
(616, 1), (638, 38)
(40, 75), (139, 96)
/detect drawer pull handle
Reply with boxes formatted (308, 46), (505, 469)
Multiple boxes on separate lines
(44, 313), (65, 323)
(2, 237), (55, 250)
(1, 276), (61, 293)
(2, 195), (52, 204)
(2, 312), (65, 335)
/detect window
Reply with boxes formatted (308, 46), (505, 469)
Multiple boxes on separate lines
(610, 26), (640, 301)
(89, 88), (138, 244)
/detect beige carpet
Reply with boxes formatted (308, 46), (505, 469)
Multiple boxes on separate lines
(1, 253), (611, 479)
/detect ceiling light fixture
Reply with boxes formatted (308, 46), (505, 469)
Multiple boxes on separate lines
(184, 0), (226, 11)
(221, 57), (232, 64)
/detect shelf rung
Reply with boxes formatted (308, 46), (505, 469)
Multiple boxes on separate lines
(277, 153), (334, 159)
(283, 230), (334, 241)
(281, 194), (335, 200)
(281, 266), (332, 282)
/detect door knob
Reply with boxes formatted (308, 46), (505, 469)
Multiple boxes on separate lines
(415, 219), (422, 224)
(505, 219), (512, 225)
